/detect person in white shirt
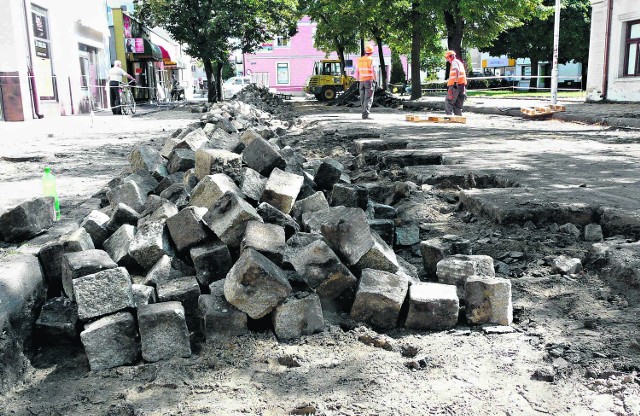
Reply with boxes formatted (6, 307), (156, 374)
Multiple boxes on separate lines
(109, 60), (135, 115)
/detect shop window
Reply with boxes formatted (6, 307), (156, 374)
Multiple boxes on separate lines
(276, 62), (289, 84)
(624, 20), (640, 76)
(275, 35), (290, 47)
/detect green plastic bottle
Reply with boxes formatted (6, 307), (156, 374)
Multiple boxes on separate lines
(42, 167), (61, 220)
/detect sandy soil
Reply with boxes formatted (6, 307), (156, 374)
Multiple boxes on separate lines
(0, 101), (639, 416)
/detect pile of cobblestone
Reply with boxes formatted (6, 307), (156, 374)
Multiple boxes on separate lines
(233, 84), (295, 119)
(17, 97), (513, 371)
(331, 83), (404, 108)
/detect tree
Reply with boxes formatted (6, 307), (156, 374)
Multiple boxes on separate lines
(480, 0), (590, 89)
(300, 0), (360, 75)
(304, 0), (426, 92)
(557, 0), (591, 89)
(390, 51), (406, 85)
(382, 0), (443, 99)
(136, 0), (298, 102)
(358, 0), (410, 90)
(436, 0), (546, 77)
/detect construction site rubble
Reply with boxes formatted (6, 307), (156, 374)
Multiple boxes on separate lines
(330, 83), (404, 108)
(27, 88), (513, 371)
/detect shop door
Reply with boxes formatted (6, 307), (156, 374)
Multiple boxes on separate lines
(79, 44), (103, 112)
(147, 61), (157, 101)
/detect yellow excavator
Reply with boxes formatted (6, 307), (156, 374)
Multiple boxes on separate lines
(304, 59), (355, 101)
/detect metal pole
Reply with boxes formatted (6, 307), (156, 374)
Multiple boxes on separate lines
(551, 0), (561, 104)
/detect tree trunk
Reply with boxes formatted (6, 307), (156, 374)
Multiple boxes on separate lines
(444, 5), (465, 76)
(360, 38), (365, 57)
(581, 63), (587, 91)
(203, 59), (216, 103)
(410, 1), (422, 100)
(337, 43), (346, 75)
(444, 7), (464, 58)
(375, 36), (387, 90)
(530, 58), (539, 92)
(215, 61), (223, 102)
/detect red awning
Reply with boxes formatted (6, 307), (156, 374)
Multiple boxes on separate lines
(157, 45), (171, 60)
(157, 45), (178, 66)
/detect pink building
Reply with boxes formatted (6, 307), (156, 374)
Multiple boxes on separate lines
(242, 16), (405, 94)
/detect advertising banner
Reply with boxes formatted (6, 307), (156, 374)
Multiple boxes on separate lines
(32, 11), (48, 39)
(125, 38), (144, 53)
(123, 15), (132, 38)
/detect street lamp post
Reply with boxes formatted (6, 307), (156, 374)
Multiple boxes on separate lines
(551, 0), (561, 104)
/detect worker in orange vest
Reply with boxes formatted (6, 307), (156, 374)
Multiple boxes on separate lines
(355, 44), (375, 120)
(444, 50), (467, 116)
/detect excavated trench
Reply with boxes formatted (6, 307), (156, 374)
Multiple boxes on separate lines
(2, 96), (640, 415)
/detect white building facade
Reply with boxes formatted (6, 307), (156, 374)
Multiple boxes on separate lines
(587, 0), (640, 101)
(0, 0), (111, 121)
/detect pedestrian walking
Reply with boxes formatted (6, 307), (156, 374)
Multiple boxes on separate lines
(444, 50), (467, 116)
(109, 60), (135, 115)
(355, 44), (375, 120)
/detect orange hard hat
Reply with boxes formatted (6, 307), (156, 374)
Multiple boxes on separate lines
(445, 50), (456, 58)
(365, 45), (374, 54)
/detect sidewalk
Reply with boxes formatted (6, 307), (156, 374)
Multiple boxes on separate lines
(402, 96), (640, 129)
(0, 108), (200, 213)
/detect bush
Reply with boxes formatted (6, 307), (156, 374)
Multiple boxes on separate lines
(390, 52), (406, 85)
(467, 79), (489, 90)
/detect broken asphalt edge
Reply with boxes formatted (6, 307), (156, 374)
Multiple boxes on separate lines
(402, 100), (640, 130)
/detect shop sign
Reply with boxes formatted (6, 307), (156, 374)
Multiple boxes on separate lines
(258, 42), (273, 53)
(35, 39), (49, 58)
(125, 38), (145, 53)
(487, 57), (509, 67)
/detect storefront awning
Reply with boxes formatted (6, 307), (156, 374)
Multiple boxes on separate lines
(157, 45), (177, 66)
(130, 39), (162, 61)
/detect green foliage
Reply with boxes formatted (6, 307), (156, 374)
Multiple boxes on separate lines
(220, 61), (235, 80)
(135, 0), (299, 101)
(438, 0), (547, 50)
(390, 52), (406, 84)
(384, 1), (445, 58)
(426, 77), (511, 90)
(480, 0), (590, 65)
(423, 55), (444, 80)
(300, 0), (360, 60)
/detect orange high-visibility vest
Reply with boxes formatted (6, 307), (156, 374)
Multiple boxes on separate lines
(357, 56), (375, 82)
(447, 58), (467, 86)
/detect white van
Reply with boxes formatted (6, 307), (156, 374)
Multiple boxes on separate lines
(223, 76), (252, 99)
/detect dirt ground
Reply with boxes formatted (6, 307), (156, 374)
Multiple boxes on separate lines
(1, 100), (639, 416)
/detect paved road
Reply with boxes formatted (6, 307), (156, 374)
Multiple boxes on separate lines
(297, 98), (640, 235)
(2, 96), (639, 227)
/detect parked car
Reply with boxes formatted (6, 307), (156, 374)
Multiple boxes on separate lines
(223, 76), (252, 99)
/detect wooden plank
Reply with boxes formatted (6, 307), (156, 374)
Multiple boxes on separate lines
(549, 104), (566, 112)
(405, 114), (467, 124)
(534, 106), (553, 114)
(521, 107), (555, 118)
(446, 115), (466, 123)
